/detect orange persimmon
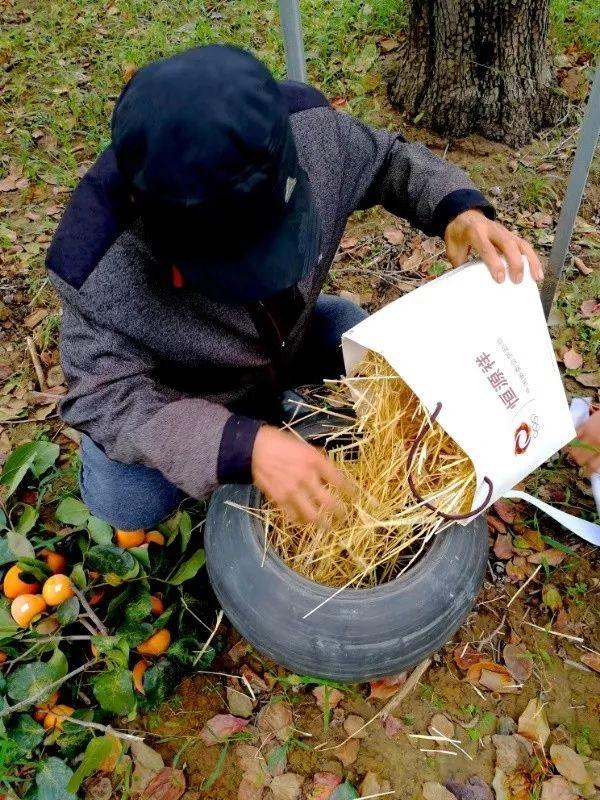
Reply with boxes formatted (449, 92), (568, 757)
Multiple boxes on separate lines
(40, 549), (67, 574)
(2, 565), (40, 599)
(136, 629), (171, 656)
(132, 659), (149, 693)
(150, 595), (164, 616)
(115, 529), (145, 548)
(145, 530), (165, 546)
(42, 574), (74, 606)
(11, 594), (47, 627)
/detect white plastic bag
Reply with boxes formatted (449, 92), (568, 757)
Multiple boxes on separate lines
(342, 261), (576, 518)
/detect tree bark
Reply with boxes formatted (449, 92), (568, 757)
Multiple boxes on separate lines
(388, 0), (567, 146)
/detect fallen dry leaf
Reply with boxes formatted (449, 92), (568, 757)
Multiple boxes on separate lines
(494, 534), (513, 560)
(580, 299), (600, 317)
(383, 228), (404, 246)
(236, 745), (263, 773)
(454, 645), (486, 673)
(383, 714), (405, 737)
(312, 686), (344, 710)
(488, 515), (508, 535)
(200, 714), (249, 745)
(576, 372), (600, 388)
(518, 698), (550, 746)
(541, 776), (578, 800)
(227, 640), (249, 664)
(306, 773), (341, 800)
(84, 774), (113, 800)
(257, 701), (293, 742)
(492, 734), (530, 773)
(239, 777), (266, 800)
(241, 665), (269, 692)
(446, 775), (494, 800)
(423, 782), (456, 800)
(340, 236), (358, 250)
(581, 652), (600, 673)
(574, 258), (593, 276)
(494, 500), (517, 524)
(140, 767), (186, 800)
(227, 687), (255, 718)
(359, 773), (382, 796)
(270, 773), (304, 800)
(466, 660), (510, 683)
(379, 36), (399, 52)
(343, 714), (367, 739)
(563, 349), (583, 370)
(479, 669), (518, 693)
(527, 549), (566, 566)
(550, 744), (589, 784)
(503, 643), (533, 683)
(334, 738), (359, 767)
(588, 760), (600, 789)
(428, 713), (454, 740)
(368, 672), (407, 699)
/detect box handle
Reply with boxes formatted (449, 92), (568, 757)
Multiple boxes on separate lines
(407, 402), (493, 522)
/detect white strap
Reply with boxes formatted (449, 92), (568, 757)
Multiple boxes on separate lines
(504, 489), (600, 546)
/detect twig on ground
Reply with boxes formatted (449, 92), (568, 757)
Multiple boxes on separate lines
(420, 748), (457, 756)
(476, 614), (507, 651)
(522, 620), (584, 643)
(315, 657), (431, 751)
(507, 565), (542, 609)
(194, 609), (224, 665)
(26, 336), (46, 391)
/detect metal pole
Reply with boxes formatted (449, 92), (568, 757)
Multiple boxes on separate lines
(278, 0), (307, 83)
(542, 63), (600, 318)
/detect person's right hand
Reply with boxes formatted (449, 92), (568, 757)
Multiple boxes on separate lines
(251, 425), (352, 525)
(570, 409), (600, 475)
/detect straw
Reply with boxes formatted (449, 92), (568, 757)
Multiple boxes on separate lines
(259, 353), (476, 589)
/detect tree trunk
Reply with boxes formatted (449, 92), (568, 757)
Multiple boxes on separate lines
(388, 0), (567, 146)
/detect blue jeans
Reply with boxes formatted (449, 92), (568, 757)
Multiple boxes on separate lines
(80, 293), (368, 529)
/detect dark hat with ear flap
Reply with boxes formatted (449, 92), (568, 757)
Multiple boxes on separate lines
(111, 44), (320, 301)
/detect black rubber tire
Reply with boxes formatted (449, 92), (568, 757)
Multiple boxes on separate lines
(204, 481), (488, 683)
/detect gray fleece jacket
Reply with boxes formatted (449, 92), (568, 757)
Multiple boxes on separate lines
(47, 82), (493, 500)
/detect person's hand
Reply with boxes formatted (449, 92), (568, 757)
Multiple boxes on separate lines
(570, 409), (600, 475)
(251, 425), (351, 525)
(445, 209), (544, 284)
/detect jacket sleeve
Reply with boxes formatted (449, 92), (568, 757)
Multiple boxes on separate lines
(336, 113), (495, 236)
(57, 306), (262, 499)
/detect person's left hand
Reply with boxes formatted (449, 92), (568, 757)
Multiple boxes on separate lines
(445, 209), (544, 284)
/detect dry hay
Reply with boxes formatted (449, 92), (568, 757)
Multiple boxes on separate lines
(261, 353), (477, 589)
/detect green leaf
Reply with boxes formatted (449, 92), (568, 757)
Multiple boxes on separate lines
(115, 621), (153, 647)
(56, 497), (89, 527)
(130, 543), (151, 568)
(542, 584), (562, 612)
(86, 544), (136, 576)
(66, 735), (115, 794)
(35, 756), (77, 800)
(330, 782), (359, 800)
(0, 535), (15, 567)
(541, 534), (576, 556)
(7, 648), (67, 703)
(87, 516), (113, 545)
(266, 743), (287, 774)
(179, 511), (193, 552)
(124, 585), (152, 624)
(6, 713), (45, 751)
(0, 443), (40, 498)
(29, 441), (61, 478)
(0, 605), (18, 638)
(16, 557), (52, 582)
(56, 596), (80, 626)
(56, 717), (93, 757)
(69, 562), (87, 590)
(7, 530), (35, 559)
(143, 659), (178, 709)
(167, 636), (202, 666)
(169, 548), (205, 585)
(152, 605), (175, 630)
(14, 504), (38, 535)
(0, 509), (6, 529)
(92, 668), (136, 715)
(201, 742), (229, 790)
